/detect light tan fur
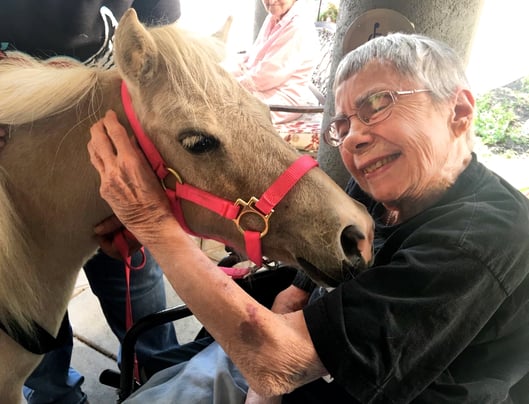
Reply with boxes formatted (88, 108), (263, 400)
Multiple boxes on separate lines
(0, 9), (372, 402)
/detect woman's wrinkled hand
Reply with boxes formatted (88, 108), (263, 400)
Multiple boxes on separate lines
(87, 110), (175, 245)
(271, 285), (310, 314)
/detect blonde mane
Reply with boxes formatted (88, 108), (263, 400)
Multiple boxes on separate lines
(0, 24), (236, 126)
(0, 53), (99, 125)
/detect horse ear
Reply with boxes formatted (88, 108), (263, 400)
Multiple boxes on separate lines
(212, 16), (233, 44)
(114, 8), (159, 86)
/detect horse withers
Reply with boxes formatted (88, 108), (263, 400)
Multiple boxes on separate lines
(0, 9), (373, 402)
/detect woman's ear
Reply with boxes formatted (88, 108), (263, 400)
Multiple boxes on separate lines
(451, 88), (475, 138)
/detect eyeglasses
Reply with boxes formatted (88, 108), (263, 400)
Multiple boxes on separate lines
(323, 89), (431, 147)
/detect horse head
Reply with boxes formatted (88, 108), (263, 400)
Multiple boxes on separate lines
(112, 9), (374, 286)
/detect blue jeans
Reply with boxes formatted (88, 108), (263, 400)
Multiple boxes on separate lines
(23, 249), (179, 404)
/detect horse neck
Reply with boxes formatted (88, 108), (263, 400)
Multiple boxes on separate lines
(0, 71), (126, 334)
(31, 71), (124, 258)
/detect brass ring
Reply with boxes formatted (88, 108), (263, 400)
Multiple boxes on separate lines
(161, 167), (183, 190)
(233, 197), (273, 238)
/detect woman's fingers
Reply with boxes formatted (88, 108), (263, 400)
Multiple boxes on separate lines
(100, 110), (135, 153)
(87, 109), (176, 245)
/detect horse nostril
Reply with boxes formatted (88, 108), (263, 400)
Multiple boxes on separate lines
(340, 225), (367, 267)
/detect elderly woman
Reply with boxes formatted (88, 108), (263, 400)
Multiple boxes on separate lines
(88, 33), (529, 403)
(225, 0), (319, 124)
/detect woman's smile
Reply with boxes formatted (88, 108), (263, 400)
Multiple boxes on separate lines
(361, 153), (401, 175)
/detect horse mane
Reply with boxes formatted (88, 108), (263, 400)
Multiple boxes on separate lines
(0, 24), (237, 127)
(0, 53), (102, 336)
(0, 169), (39, 335)
(0, 52), (99, 125)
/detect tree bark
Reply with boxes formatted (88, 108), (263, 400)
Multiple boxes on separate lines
(317, 0), (485, 188)
(253, 0), (267, 40)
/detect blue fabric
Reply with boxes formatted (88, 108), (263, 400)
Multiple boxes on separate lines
(23, 324), (86, 404)
(124, 342), (248, 404)
(23, 249), (179, 404)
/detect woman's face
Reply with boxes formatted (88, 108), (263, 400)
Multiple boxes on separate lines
(262, 0), (296, 19)
(336, 62), (459, 207)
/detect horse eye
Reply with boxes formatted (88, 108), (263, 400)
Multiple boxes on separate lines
(179, 131), (220, 154)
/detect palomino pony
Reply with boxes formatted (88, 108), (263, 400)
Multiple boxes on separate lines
(0, 9), (373, 402)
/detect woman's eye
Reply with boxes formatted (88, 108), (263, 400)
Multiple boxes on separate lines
(367, 94), (391, 113)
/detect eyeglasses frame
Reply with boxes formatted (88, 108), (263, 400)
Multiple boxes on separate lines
(323, 89), (431, 147)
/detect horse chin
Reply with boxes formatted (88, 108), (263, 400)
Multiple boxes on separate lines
(296, 258), (343, 288)
(297, 255), (371, 287)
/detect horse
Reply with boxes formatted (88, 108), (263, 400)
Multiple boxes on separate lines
(0, 9), (373, 402)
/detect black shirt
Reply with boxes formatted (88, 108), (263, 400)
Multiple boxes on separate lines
(0, 0), (180, 61)
(303, 154), (529, 403)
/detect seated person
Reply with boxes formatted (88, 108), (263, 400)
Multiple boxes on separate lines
(224, 0), (320, 124)
(88, 33), (529, 403)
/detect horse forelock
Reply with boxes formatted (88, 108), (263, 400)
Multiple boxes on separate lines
(147, 25), (244, 108)
(0, 51), (101, 126)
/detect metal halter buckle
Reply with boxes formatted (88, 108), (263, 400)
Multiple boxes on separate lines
(233, 197), (273, 238)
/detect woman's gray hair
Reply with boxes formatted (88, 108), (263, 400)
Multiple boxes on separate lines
(334, 33), (470, 102)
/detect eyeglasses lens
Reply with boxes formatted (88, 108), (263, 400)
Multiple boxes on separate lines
(324, 91), (396, 147)
(325, 118), (347, 146)
(359, 91), (394, 124)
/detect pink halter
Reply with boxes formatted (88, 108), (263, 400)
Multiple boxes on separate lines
(119, 81), (318, 266)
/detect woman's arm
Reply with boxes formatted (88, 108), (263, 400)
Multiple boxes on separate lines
(239, 20), (317, 93)
(88, 110), (328, 396)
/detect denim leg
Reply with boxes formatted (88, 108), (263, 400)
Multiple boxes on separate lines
(23, 317), (87, 404)
(84, 249), (179, 366)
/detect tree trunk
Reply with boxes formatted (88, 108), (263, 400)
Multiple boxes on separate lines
(253, 0), (267, 40)
(317, 0), (485, 188)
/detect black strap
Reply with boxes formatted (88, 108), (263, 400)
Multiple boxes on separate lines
(0, 312), (71, 355)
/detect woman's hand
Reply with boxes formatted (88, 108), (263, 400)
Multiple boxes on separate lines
(243, 284), (310, 403)
(88, 110), (176, 245)
(271, 285), (311, 314)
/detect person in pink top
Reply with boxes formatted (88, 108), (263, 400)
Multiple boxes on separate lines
(228, 0), (319, 124)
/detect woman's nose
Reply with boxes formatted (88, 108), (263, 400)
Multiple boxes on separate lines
(342, 122), (372, 152)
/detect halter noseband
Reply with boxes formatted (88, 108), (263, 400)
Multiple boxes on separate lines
(119, 81), (318, 266)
